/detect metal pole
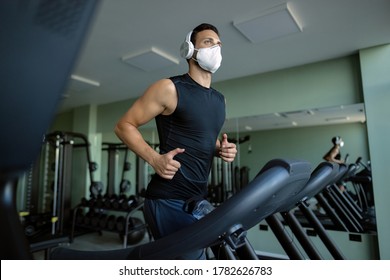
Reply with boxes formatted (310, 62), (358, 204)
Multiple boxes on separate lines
(265, 214), (305, 260)
(281, 211), (323, 260)
(298, 202), (346, 260)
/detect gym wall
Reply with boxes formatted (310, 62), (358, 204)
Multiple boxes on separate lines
(359, 44), (390, 260)
(214, 55), (363, 119)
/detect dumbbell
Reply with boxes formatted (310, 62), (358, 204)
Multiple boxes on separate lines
(94, 194), (105, 208)
(121, 195), (138, 210)
(116, 216), (126, 232)
(112, 194), (127, 210)
(104, 194), (118, 209)
(98, 214), (108, 229)
(106, 215), (116, 231)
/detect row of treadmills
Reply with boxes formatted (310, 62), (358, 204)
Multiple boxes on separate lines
(50, 158), (371, 260)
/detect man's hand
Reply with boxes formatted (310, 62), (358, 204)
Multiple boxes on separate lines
(219, 133), (237, 163)
(152, 148), (185, 179)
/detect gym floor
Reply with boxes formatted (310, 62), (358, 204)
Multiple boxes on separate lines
(32, 231), (151, 260)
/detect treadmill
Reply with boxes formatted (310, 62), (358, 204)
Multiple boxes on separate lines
(51, 158), (312, 260)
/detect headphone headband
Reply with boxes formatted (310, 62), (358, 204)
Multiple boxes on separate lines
(186, 31), (192, 43)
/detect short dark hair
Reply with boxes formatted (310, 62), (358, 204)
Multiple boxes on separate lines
(190, 23), (219, 45)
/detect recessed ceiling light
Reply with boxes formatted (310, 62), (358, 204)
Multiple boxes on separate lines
(233, 2), (302, 43)
(69, 74), (100, 92)
(325, 116), (350, 122)
(122, 47), (179, 72)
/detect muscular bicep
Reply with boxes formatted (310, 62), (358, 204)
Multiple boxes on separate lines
(117, 79), (176, 128)
(120, 93), (162, 128)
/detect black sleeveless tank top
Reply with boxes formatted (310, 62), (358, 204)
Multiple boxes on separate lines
(145, 74), (226, 200)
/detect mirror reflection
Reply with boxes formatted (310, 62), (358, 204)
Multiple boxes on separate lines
(222, 103), (366, 133)
(209, 102), (375, 235)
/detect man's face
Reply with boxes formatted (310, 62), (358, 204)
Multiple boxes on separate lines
(194, 30), (221, 49)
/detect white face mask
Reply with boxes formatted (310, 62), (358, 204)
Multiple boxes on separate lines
(193, 45), (222, 73)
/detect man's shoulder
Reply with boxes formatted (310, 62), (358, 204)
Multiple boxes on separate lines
(153, 77), (175, 89)
(145, 78), (176, 99)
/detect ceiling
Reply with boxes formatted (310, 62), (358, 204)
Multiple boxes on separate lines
(61, 0), (390, 130)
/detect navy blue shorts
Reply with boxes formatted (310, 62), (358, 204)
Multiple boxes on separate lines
(143, 198), (206, 260)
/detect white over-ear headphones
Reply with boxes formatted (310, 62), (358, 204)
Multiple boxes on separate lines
(180, 31), (194, 59)
(333, 136), (342, 145)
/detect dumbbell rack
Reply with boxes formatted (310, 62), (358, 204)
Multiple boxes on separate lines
(70, 196), (151, 248)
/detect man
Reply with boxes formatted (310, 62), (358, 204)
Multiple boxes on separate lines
(115, 23), (237, 259)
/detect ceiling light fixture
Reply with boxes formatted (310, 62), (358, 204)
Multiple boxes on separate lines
(316, 105), (345, 112)
(69, 74), (100, 92)
(233, 2), (303, 43)
(325, 116), (350, 122)
(122, 47), (179, 72)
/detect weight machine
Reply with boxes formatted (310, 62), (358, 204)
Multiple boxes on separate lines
(0, 0), (100, 259)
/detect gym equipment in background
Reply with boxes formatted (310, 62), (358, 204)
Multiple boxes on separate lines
(0, 0), (100, 259)
(317, 162), (373, 233)
(16, 130), (105, 258)
(281, 162), (346, 260)
(102, 142), (132, 196)
(208, 135), (251, 205)
(343, 157), (375, 230)
(71, 194), (149, 248)
(71, 142), (151, 248)
(120, 148), (132, 193)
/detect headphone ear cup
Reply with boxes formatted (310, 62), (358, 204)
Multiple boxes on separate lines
(180, 41), (193, 59)
(180, 31), (194, 59)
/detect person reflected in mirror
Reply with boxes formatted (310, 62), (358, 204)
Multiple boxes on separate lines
(323, 136), (347, 192)
(323, 136), (345, 164)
